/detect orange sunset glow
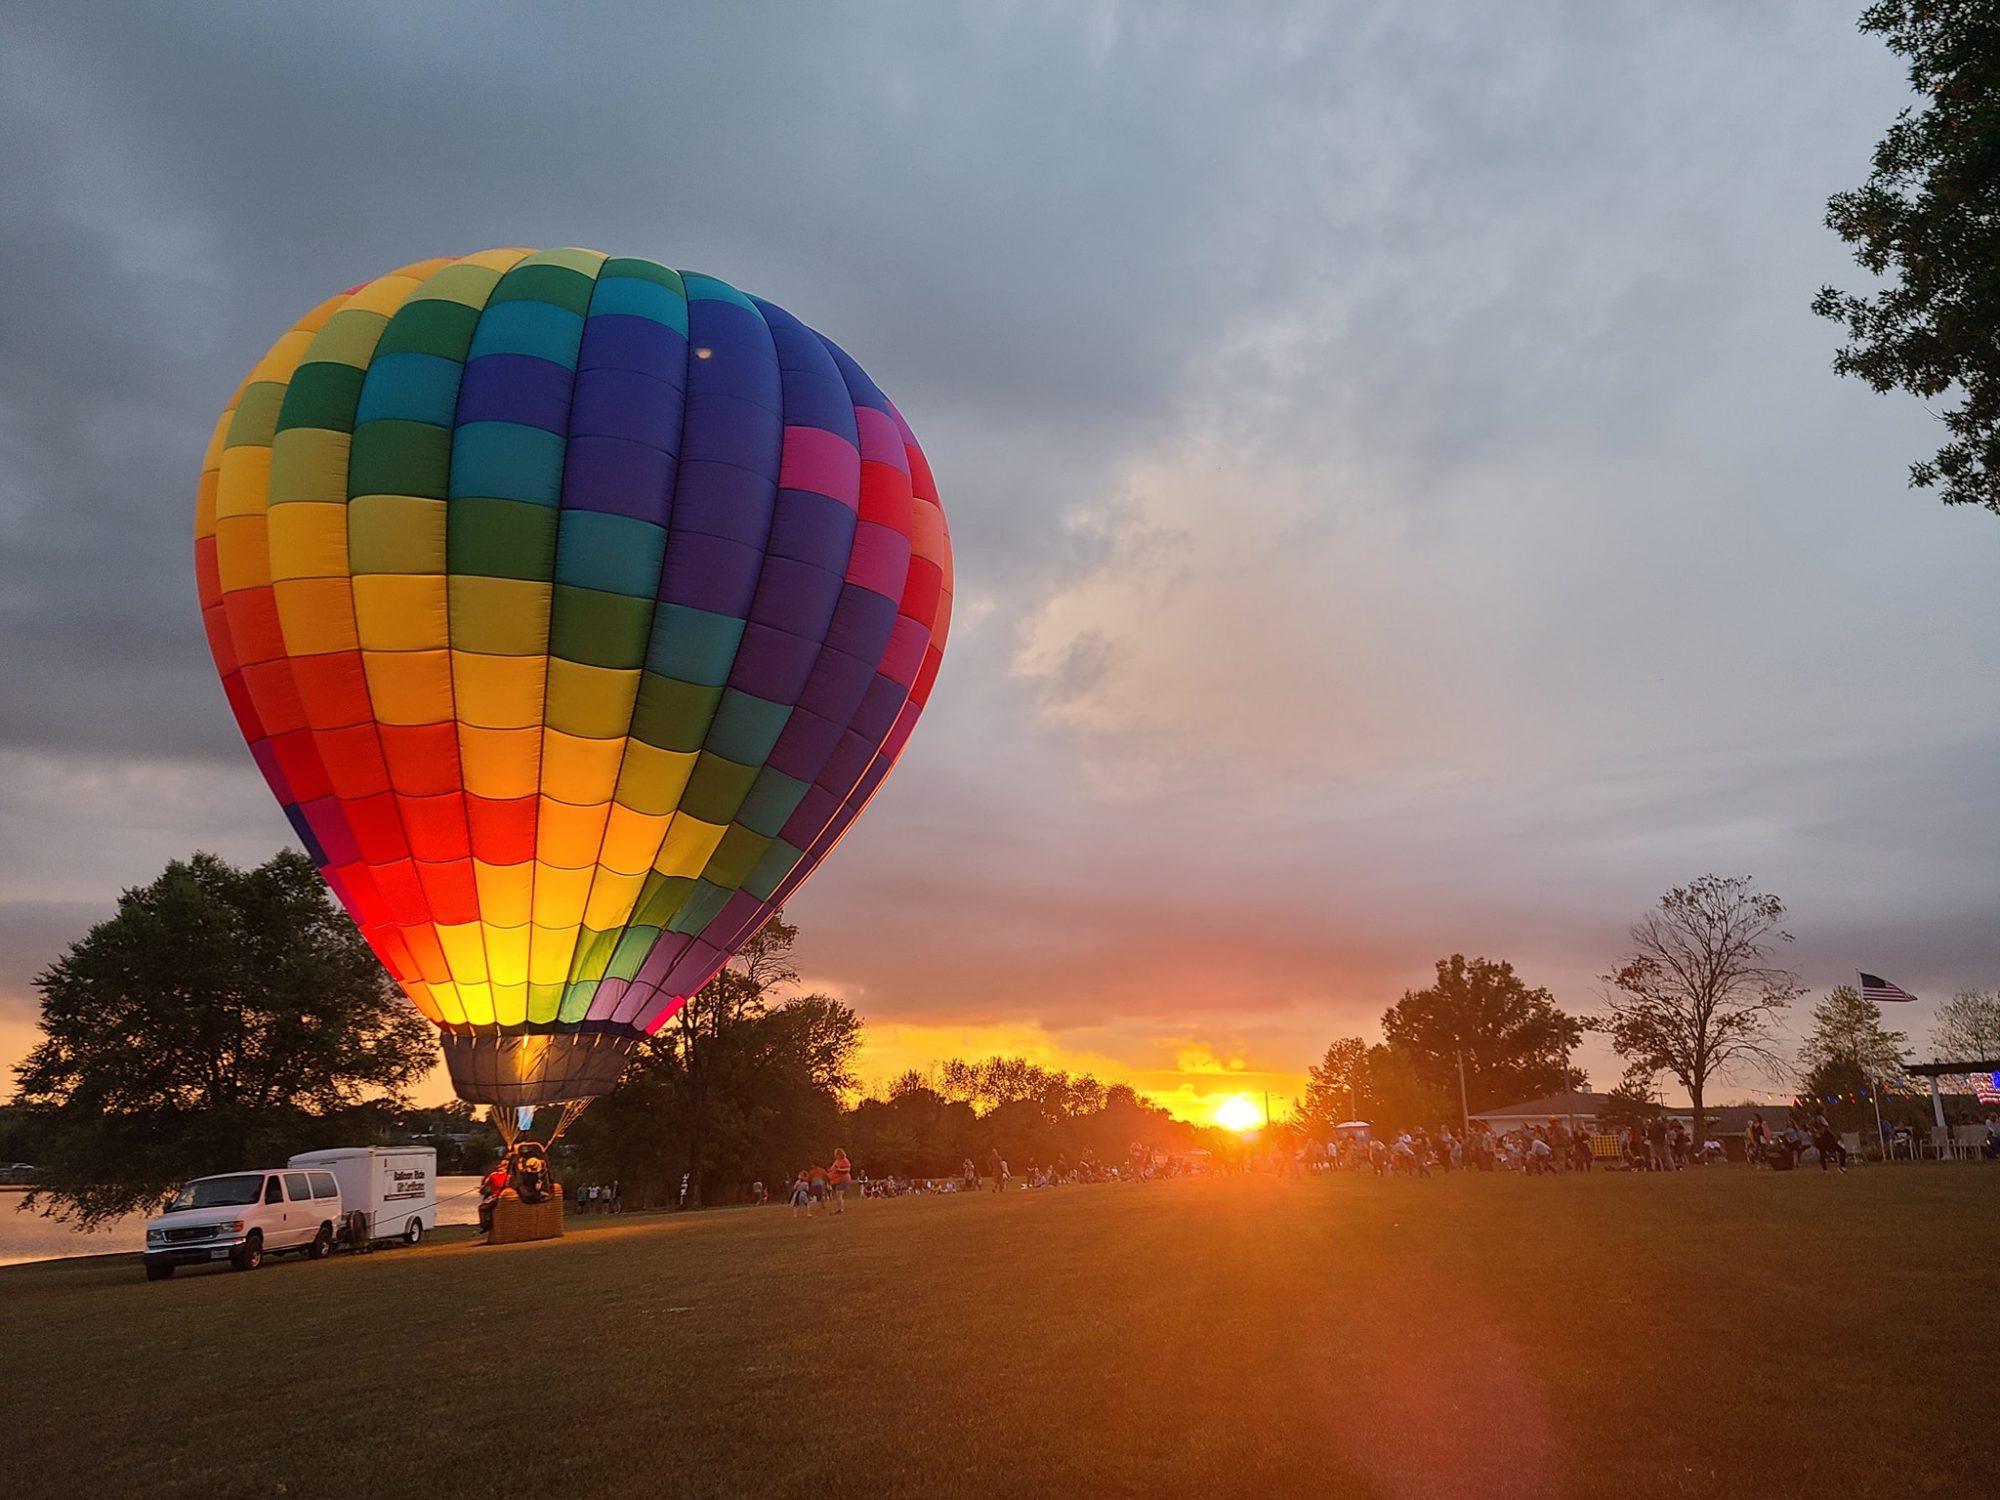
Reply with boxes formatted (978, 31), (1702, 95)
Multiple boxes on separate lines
(842, 1019), (1306, 1129)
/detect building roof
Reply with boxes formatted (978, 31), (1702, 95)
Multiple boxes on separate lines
(1476, 1090), (1619, 1121)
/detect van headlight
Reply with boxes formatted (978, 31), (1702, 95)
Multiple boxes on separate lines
(146, 1229), (165, 1244)
(219, 1220), (245, 1233)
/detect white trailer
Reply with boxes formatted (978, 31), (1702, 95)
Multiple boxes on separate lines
(288, 1146), (437, 1247)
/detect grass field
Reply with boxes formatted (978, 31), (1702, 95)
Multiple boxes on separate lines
(4, 1164), (1995, 1500)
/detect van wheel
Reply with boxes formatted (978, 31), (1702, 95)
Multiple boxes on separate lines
(230, 1232), (263, 1272)
(404, 1218), (424, 1245)
(307, 1224), (333, 1260)
(145, 1261), (174, 1281)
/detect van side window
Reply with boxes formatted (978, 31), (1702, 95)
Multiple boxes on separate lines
(264, 1176), (283, 1205)
(284, 1172), (311, 1202)
(309, 1171), (338, 1200)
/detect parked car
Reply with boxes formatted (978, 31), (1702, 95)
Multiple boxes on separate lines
(142, 1167), (342, 1279)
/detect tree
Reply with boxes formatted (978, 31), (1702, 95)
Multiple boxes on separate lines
(1597, 1062), (1664, 1133)
(1814, 2), (2000, 513)
(1297, 1035), (1447, 1135)
(13, 850), (436, 1225)
(1358, 1043), (1451, 1134)
(670, 913), (797, 1209)
(1380, 955), (1586, 1115)
(570, 913), (863, 1208)
(1799, 984), (1910, 1081)
(1930, 988), (2000, 1061)
(1595, 875), (1803, 1151)
(1300, 1038), (1369, 1134)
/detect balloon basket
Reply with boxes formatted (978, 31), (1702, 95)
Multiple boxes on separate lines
(487, 1185), (565, 1246)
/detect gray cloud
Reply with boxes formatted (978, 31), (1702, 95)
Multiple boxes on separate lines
(2, 1), (1995, 1099)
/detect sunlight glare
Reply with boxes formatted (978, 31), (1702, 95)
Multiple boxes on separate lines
(1214, 1095), (1262, 1132)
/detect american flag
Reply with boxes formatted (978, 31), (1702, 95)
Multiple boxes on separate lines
(1977, 1074), (2000, 1105)
(1858, 972), (1917, 1004)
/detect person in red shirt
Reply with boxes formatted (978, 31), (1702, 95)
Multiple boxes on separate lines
(828, 1149), (853, 1214)
(477, 1155), (511, 1236)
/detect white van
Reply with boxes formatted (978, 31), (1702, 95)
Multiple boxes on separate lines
(289, 1146), (437, 1247)
(143, 1166), (343, 1279)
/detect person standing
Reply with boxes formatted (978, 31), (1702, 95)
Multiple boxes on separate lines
(478, 1155), (511, 1236)
(1645, 1115), (1669, 1173)
(1810, 1111), (1848, 1173)
(1527, 1133), (1554, 1176)
(985, 1148), (1004, 1193)
(828, 1150), (853, 1214)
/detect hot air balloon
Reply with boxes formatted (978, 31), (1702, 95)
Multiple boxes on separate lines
(194, 249), (951, 1141)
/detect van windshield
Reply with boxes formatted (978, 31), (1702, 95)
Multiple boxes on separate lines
(165, 1174), (265, 1211)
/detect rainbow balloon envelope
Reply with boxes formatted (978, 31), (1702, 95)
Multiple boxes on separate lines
(196, 250), (951, 1108)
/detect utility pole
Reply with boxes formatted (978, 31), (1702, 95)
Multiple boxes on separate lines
(1456, 1049), (1471, 1132)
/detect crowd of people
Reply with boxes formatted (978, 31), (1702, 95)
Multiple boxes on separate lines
(1319, 1107), (2000, 1177)
(553, 1112), (1999, 1219)
(1325, 1121), (1612, 1176)
(745, 1140), (1184, 1213)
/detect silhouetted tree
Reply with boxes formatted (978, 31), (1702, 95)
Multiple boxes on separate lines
(1381, 955), (1586, 1114)
(570, 914), (862, 1207)
(1815, 1), (2000, 511)
(1300, 1038), (1369, 1135)
(14, 851), (435, 1225)
(1596, 875), (1802, 1151)
(1296, 1035), (1448, 1136)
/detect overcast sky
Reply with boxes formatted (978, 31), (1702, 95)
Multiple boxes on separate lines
(2, 2), (1993, 1117)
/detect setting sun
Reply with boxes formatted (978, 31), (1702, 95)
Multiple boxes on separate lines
(1213, 1095), (1263, 1132)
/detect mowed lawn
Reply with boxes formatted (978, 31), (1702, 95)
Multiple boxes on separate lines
(4, 1166), (1995, 1500)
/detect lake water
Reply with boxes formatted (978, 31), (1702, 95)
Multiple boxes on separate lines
(0, 1176), (487, 1266)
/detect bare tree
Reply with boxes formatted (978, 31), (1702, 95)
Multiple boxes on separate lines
(1595, 875), (1803, 1150)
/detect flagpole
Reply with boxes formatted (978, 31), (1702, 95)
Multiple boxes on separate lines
(1856, 971), (1904, 1162)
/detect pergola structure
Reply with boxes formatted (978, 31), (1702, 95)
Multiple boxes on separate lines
(1902, 1058), (2000, 1130)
